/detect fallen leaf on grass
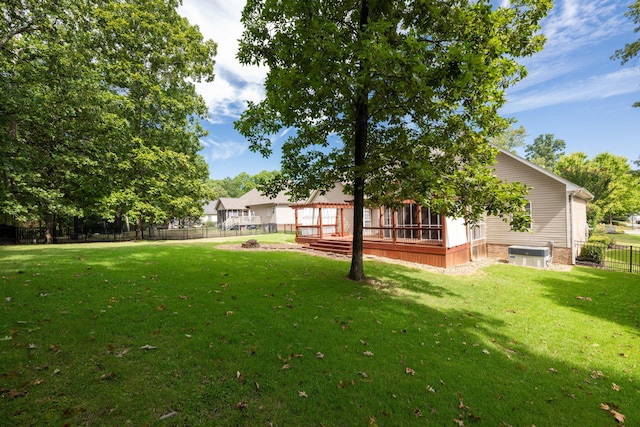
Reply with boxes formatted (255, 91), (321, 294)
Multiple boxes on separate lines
(225, 311), (234, 316)
(235, 401), (248, 410)
(576, 296), (592, 301)
(316, 352), (324, 359)
(600, 403), (625, 424)
(98, 372), (116, 381)
(358, 372), (368, 378)
(156, 305), (165, 311)
(298, 390), (308, 398)
(159, 411), (178, 420)
(140, 345), (157, 350)
(363, 351), (374, 357)
(548, 368), (558, 373)
(115, 349), (129, 358)
(612, 383), (620, 391)
(405, 367), (415, 375)
(280, 364), (292, 370)
(611, 410), (625, 423)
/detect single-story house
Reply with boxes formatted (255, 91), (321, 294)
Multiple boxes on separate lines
(213, 197), (255, 230)
(290, 148), (593, 267)
(212, 189), (299, 231)
(202, 201), (218, 225)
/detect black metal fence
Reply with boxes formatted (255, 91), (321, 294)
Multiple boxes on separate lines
(575, 240), (639, 274)
(2, 224), (295, 245)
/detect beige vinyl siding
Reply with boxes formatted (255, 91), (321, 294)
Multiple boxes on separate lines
(486, 152), (570, 248)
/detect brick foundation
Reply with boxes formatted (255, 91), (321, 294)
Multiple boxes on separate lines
(486, 244), (572, 265)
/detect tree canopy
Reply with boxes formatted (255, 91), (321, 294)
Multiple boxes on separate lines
(613, 0), (640, 107)
(524, 134), (566, 170)
(556, 152), (640, 225)
(1, 0), (216, 238)
(236, 0), (551, 280)
(489, 125), (527, 153)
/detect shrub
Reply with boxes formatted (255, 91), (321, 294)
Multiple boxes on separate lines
(588, 235), (616, 247)
(577, 243), (606, 264)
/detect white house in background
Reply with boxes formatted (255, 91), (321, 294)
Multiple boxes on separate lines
(242, 188), (297, 231)
(211, 189), (300, 231)
(202, 201), (217, 225)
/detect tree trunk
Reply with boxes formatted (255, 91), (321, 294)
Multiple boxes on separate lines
(135, 216), (143, 240)
(349, 0), (370, 282)
(45, 213), (55, 244)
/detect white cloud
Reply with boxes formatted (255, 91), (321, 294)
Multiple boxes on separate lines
(201, 138), (249, 161)
(503, 68), (640, 113)
(504, 0), (637, 112)
(178, 0), (267, 122)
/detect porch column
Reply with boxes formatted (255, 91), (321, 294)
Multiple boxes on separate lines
(379, 207), (384, 239)
(417, 203), (422, 241)
(441, 214), (447, 248)
(294, 207), (299, 236)
(392, 209), (397, 244)
(319, 207), (323, 238)
(340, 207), (345, 237)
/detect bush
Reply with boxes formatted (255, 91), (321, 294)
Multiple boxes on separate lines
(588, 235), (616, 247)
(577, 244), (606, 264)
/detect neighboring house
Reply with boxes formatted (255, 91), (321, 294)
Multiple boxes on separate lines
(202, 201), (218, 225)
(290, 149), (593, 268)
(242, 188), (298, 231)
(486, 149), (593, 265)
(212, 189), (300, 231)
(213, 197), (254, 230)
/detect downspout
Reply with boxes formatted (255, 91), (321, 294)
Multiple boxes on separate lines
(566, 193), (573, 264)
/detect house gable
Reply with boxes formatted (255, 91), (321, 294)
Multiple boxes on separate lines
(486, 149), (593, 264)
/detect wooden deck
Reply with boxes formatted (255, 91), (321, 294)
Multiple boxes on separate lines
(296, 235), (471, 268)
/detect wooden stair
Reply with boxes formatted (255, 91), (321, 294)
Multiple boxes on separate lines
(307, 239), (353, 256)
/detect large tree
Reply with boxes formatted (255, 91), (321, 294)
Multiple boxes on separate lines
(556, 152), (640, 225)
(1, 0), (216, 239)
(613, 0), (640, 107)
(0, 0), (111, 240)
(489, 125), (527, 153)
(92, 0), (216, 237)
(524, 133), (566, 171)
(236, 0), (550, 280)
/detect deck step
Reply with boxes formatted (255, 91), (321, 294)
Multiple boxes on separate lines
(308, 239), (353, 256)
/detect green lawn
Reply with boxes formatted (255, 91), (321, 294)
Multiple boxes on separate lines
(1, 237), (638, 426)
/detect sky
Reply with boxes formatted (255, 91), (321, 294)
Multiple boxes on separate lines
(178, 0), (640, 180)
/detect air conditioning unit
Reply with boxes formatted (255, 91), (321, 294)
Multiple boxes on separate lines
(508, 246), (551, 268)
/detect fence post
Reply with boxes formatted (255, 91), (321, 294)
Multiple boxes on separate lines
(631, 246), (634, 273)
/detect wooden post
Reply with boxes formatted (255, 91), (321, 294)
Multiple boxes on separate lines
(294, 207), (299, 236)
(318, 207), (323, 238)
(340, 207), (345, 237)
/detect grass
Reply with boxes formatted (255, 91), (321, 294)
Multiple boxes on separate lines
(1, 236), (639, 426)
(612, 232), (640, 246)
